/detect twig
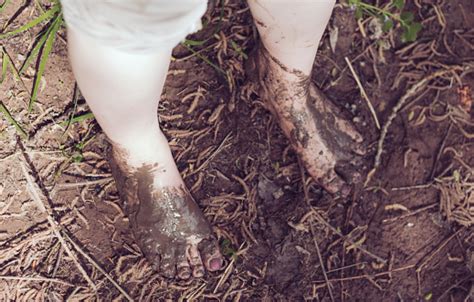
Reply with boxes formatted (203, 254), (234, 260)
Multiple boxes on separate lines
(416, 227), (465, 273)
(314, 264), (415, 283)
(213, 257), (235, 294)
(365, 69), (456, 186)
(0, 150), (63, 162)
(62, 232), (134, 302)
(429, 122), (452, 179)
(311, 209), (387, 263)
(310, 222), (335, 302)
(19, 160), (134, 301)
(415, 227), (465, 297)
(344, 57), (380, 130)
(213, 241), (249, 294)
(0, 275), (74, 287)
(437, 275), (473, 301)
(298, 157), (311, 206)
(382, 202), (438, 224)
(186, 132), (232, 177)
(19, 161), (97, 291)
(390, 183), (433, 191)
(55, 177), (113, 189)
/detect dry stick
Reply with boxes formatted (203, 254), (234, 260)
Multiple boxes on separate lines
(415, 227), (465, 297)
(311, 209), (387, 264)
(314, 264), (415, 283)
(56, 177), (113, 189)
(186, 131), (233, 178)
(382, 202), (438, 224)
(19, 162), (134, 302)
(429, 122), (452, 180)
(390, 183), (433, 191)
(298, 157), (311, 206)
(365, 69), (456, 186)
(0, 275), (73, 287)
(416, 227), (465, 273)
(61, 232), (134, 302)
(19, 161), (97, 291)
(310, 222), (335, 302)
(344, 57), (381, 130)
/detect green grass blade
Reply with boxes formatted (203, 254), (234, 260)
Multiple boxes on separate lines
(230, 40), (248, 59)
(0, 4), (59, 39)
(3, 46), (21, 82)
(1, 48), (9, 83)
(19, 25), (51, 74)
(183, 39), (206, 47)
(0, 101), (28, 139)
(60, 112), (95, 126)
(0, 0), (11, 14)
(28, 14), (62, 112)
(182, 44), (225, 75)
(62, 84), (80, 133)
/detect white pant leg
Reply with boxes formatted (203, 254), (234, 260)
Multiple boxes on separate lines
(60, 0), (208, 53)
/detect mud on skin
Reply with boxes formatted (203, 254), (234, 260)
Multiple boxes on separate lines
(247, 43), (366, 194)
(109, 146), (223, 279)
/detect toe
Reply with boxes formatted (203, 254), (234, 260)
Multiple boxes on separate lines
(198, 238), (224, 272)
(160, 247), (177, 279)
(187, 244), (205, 278)
(335, 160), (363, 186)
(176, 247), (191, 280)
(323, 170), (351, 197)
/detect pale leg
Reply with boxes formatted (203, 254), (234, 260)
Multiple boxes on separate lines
(247, 0), (365, 195)
(248, 0), (335, 75)
(67, 27), (223, 279)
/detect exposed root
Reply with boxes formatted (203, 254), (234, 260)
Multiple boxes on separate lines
(365, 68), (461, 186)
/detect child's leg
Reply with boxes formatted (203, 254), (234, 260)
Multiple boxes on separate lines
(247, 0), (364, 195)
(66, 24), (222, 280)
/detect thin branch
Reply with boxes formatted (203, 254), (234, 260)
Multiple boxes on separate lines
(345, 56), (380, 130)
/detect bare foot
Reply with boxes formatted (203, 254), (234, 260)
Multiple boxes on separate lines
(248, 44), (365, 195)
(109, 144), (223, 279)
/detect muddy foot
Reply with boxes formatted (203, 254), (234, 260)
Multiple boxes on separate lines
(248, 44), (366, 195)
(109, 146), (223, 279)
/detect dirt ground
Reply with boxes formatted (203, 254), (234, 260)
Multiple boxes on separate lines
(1, 0), (473, 301)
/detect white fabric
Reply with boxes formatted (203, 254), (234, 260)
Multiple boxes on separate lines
(60, 0), (207, 53)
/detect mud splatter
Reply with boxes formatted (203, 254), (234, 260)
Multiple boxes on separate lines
(108, 147), (217, 277)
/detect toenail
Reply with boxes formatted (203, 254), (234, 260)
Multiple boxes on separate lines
(209, 257), (223, 271)
(193, 267), (204, 277)
(178, 270), (191, 280)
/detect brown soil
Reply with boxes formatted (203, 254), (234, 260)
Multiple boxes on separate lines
(1, 0), (473, 301)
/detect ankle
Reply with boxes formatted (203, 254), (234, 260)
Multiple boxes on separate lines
(110, 133), (170, 167)
(109, 135), (185, 188)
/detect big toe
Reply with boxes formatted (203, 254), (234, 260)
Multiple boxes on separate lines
(198, 238), (224, 272)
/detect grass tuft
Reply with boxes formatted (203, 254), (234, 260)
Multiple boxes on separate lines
(0, 1), (63, 112)
(0, 3), (59, 39)
(28, 13), (62, 112)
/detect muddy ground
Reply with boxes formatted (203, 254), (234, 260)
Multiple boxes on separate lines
(0, 0), (473, 301)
